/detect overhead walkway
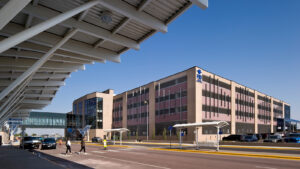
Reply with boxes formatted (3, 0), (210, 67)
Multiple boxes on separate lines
(0, 0), (209, 124)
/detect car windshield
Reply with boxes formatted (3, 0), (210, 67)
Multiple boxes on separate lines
(245, 136), (252, 139)
(289, 134), (300, 137)
(43, 138), (55, 143)
(24, 137), (40, 141)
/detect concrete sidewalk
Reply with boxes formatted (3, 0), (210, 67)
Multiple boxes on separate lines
(0, 146), (91, 169)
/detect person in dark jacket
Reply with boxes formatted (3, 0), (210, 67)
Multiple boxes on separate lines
(79, 138), (86, 153)
(65, 138), (72, 155)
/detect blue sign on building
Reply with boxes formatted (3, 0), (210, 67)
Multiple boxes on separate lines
(196, 69), (202, 83)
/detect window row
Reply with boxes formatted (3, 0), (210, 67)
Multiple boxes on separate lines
(127, 112), (148, 120)
(127, 88), (149, 98)
(202, 90), (231, 102)
(155, 91), (187, 103)
(235, 99), (254, 107)
(236, 111), (254, 119)
(202, 75), (231, 90)
(155, 106), (187, 116)
(127, 100), (149, 109)
(258, 95), (271, 103)
(258, 104), (271, 111)
(155, 76), (187, 90)
(114, 97), (123, 102)
(273, 109), (283, 114)
(235, 87), (254, 97)
(113, 106), (123, 112)
(113, 117), (123, 122)
(258, 114), (271, 121)
(202, 105), (231, 115)
(273, 101), (283, 107)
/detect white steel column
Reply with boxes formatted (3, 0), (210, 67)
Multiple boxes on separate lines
(0, 0), (32, 30)
(120, 131), (123, 145)
(0, 75), (32, 115)
(0, 0), (99, 53)
(216, 126), (220, 151)
(0, 29), (78, 101)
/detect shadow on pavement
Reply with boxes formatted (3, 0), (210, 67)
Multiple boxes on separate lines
(31, 148), (93, 169)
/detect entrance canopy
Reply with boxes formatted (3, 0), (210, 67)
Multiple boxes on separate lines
(104, 128), (129, 133)
(104, 128), (129, 145)
(173, 121), (229, 129)
(0, 0), (208, 124)
(174, 121), (229, 151)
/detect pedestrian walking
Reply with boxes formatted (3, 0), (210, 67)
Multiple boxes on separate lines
(79, 138), (86, 154)
(65, 138), (72, 155)
(103, 136), (107, 150)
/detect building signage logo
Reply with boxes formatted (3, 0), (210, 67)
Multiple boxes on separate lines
(196, 69), (202, 83)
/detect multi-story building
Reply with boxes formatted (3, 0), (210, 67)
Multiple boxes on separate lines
(71, 67), (291, 141)
(70, 89), (114, 140)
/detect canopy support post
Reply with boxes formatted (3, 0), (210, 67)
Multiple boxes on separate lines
(120, 131), (123, 145)
(216, 126), (220, 151)
(195, 127), (199, 150)
(113, 132), (115, 145)
(179, 129), (182, 149)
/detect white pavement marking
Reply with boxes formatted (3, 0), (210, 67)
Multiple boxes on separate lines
(255, 166), (278, 169)
(91, 151), (106, 154)
(107, 150), (119, 152)
(94, 154), (171, 169)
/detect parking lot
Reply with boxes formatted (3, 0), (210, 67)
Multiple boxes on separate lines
(1, 142), (298, 169)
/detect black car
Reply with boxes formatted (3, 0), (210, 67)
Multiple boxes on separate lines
(20, 136), (41, 149)
(92, 137), (102, 143)
(41, 138), (57, 149)
(241, 135), (258, 142)
(222, 135), (243, 141)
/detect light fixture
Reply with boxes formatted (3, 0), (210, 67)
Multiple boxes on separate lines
(99, 10), (113, 24)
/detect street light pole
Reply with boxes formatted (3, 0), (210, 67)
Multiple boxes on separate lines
(144, 100), (149, 141)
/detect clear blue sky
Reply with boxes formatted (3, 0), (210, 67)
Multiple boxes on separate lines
(43, 0), (300, 120)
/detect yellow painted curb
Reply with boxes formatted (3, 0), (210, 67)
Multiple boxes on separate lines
(151, 148), (300, 161)
(220, 145), (300, 151)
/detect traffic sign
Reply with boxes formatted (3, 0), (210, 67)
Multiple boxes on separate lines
(168, 126), (173, 131)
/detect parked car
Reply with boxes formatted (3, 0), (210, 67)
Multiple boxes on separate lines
(284, 133), (300, 143)
(0, 135), (2, 146)
(241, 135), (258, 142)
(20, 136), (41, 149)
(222, 135), (243, 141)
(263, 135), (282, 143)
(41, 138), (57, 150)
(92, 137), (102, 143)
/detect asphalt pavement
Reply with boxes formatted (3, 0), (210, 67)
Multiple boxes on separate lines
(1, 143), (300, 169)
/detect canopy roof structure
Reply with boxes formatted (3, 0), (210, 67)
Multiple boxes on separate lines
(0, 0), (208, 124)
(104, 128), (129, 133)
(173, 121), (229, 129)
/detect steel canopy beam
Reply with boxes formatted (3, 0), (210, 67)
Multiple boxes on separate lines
(2, 49), (93, 64)
(98, 0), (167, 33)
(22, 4), (140, 50)
(190, 0), (209, 10)
(1, 23), (120, 62)
(0, 80), (65, 87)
(0, 72), (70, 79)
(0, 57), (85, 70)
(0, 0), (32, 30)
(0, 0), (100, 53)
(0, 28), (77, 101)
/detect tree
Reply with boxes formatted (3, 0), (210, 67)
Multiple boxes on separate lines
(127, 132), (130, 140)
(163, 128), (167, 140)
(135, 128), (139, 140)
(32, 133), (37, 136)
(152, 128), (155, 139)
